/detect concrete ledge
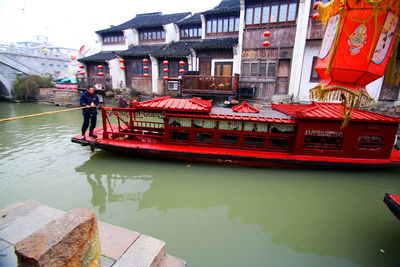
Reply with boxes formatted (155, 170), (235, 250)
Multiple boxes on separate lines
(113, 234), (166, 267)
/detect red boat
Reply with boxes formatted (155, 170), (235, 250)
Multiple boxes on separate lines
(384, 194), (400, 220)
(71, 97), (400, 168)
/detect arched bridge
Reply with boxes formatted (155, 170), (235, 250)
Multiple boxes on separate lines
(0, 44), (71, 99)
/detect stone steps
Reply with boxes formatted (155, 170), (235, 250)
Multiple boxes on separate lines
(0, 201), (186, 267)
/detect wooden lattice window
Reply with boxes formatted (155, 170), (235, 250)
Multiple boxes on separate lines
(357, 135), (383, 150)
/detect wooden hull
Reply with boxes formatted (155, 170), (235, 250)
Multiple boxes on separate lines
(71, 128), (400, 169)
(384, 194), (400, 220)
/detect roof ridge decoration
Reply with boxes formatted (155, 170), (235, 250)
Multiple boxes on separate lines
(231, 101), (260, 113)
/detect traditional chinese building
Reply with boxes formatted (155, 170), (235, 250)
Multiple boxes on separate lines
(78, 0), (399, 104)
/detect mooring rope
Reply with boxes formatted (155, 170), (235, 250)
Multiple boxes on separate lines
(0, 106), (91, 123)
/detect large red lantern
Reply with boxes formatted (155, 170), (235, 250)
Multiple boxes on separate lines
(143, 58), (149, 64)
(119, 59), (125, 63)
(143, 73), (150, 78)
(120, 66), (126, 70)
(79, 71), (85, 76)
(311, 0), (400, 126)
(143, 66), (149, 71)
(163, 76), (169, 80)
(163, 68), (169, 73)
(179, 61), (185, 66)
(163, 60), (169, 65)
(79, 65), (85, 69)
(98, 72), (105, 77)
(179, 69), (185, 74)
(98, 65), (104, 70)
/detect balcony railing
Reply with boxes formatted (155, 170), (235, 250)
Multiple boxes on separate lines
(182, 74), (239, 96)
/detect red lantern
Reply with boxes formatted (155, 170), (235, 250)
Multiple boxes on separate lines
(179, 61), (185, 66)
(70, 56), (77, 60)
(143, 66), (149, 71)
(163, 60), (169, 65)
(98, 65), (104, 70)
(120, 66), (126, 70)
(312, 13), (320, 20)
(119, 59), (125, 63)
(143, 58), (149, 64)
(79, 71), (85, 75)
(163, 68), (169, 73)
(313, 1), (321, 9)
(262, 40), (271, 47)
(98, 72), (105, 77)
(263, 31), (271, 37)
(143, 73), (150, 78)
(179, 69), (185, 74)
(79, 65), (85, 69)
(163, 76), (169, 80)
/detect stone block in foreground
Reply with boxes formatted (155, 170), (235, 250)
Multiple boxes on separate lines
(14, 207), (101, 267)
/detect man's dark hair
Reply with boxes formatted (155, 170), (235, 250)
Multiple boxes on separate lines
(87, 86), (94, 90)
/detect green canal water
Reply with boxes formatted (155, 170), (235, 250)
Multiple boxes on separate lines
(0, 102), (399, 267)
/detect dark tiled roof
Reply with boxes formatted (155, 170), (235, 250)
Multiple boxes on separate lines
(192, 37), (238, 50)
(117, 45), (163, 57)
(117, 38), (238, 58)
(202, 0), (240, 16)
(177, 13), (202, 26)
(117, 42), (194, 58)
(152, 41), (196, 58)
(78, 51), (117, 63)
(96, 12), (191, 34)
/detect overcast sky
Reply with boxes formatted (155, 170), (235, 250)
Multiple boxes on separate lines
(0, 0), (221, 50)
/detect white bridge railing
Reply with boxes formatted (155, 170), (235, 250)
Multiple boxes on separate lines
(0, 44), (70, 60)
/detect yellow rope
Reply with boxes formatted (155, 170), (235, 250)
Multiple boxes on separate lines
(0, 106), (89, 123)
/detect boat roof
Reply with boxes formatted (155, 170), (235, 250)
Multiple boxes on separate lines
(272, 102), (400, 124)
(132, 96), (212, 113)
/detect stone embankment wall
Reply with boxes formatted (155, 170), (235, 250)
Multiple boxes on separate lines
(0, 201), (186, 267)
(38, 88), (80, 106)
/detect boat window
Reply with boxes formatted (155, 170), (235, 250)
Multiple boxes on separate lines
(244, 135), (265, 148)
(269, 137), (290, 150)
(218, 134), (240, 146)
(134, 112), (163, 123)
(169, 118), (192, 127)
(270, 124), (294, 133)
(303, 130), (343, 150)
(357, 135), (383, 150)
(244, 122), (268, 132)
(194, 132), (214, 144)
(170, 131), (189, 143)
(193, 119), (217, 129)
(219, 121), (242, 131)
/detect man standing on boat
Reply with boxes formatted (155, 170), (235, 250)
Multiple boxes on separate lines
(80, 86), (99, 140)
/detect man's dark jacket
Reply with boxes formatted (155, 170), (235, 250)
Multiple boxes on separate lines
(80, 91), (100, 115)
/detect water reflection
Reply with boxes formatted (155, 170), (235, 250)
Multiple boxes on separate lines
(76, 159), (153, 214)
(75, 152), (400, 266)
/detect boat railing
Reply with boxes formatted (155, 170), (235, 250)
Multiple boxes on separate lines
(102, 107), (164, 142)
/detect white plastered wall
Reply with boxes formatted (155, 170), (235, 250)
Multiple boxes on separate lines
(297, 43), (320, 101)
(164, 23), (179, 44)
(108, 58), (126, 89)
